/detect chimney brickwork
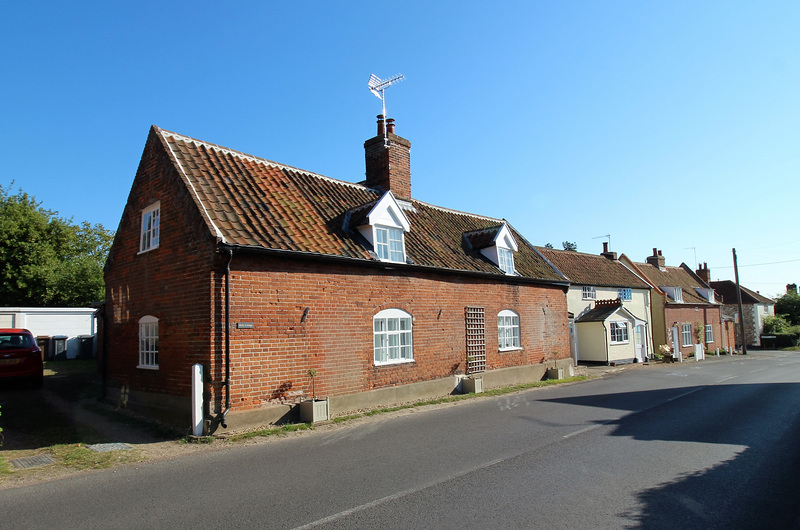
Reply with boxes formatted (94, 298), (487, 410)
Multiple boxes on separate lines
(696, 262), (710, 283)
(601, 242), (617, 260)
(646, 248), (666, 269)
(364, 115), (411, 200)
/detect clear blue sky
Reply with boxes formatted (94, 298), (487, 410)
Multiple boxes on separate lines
(2, 1), (798, 297)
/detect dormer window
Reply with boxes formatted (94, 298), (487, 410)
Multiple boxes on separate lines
(465, 223), (518, 275)
(661, 286), (683, 303)
(498, 247), (515, 275)
(376, 226), (405, 262)
(353, 192), (411, 264)
(694, 287), (715, 303)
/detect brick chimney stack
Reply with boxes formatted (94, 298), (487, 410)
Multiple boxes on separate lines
(696, 262), (710, 283)
(788, 283), (798, 295)
(600, 242), (617, 260)
(364, 115), (411, 200)
(646, 248), (666, 269)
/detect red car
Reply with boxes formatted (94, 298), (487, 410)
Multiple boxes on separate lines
(0, 329), (43, 388)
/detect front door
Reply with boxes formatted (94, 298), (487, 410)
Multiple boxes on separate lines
(569, 317), (578, 364)
(634, 325), (645, 362)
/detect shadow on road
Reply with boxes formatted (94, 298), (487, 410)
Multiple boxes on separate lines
(543, 381), (800, 527)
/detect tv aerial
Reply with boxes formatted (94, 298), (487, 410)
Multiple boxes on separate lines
(368, 73), (404, 121)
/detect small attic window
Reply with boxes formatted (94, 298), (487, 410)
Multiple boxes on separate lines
(498, 248), (515, 275)
(474, 224), (518, 275)
(375, 226), (405, 262)
(661, 286), (683, 303)
(694, 287), (715, 303)
(355, 192), (411, 264)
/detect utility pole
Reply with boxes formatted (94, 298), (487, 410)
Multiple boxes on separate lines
(732, 248), (747, 355)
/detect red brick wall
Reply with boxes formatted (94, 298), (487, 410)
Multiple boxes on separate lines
(664, 305), (723, 355)
(102, 129), (220, 399)
(103, 128), (569, 419)
(221, 255), (569, 413)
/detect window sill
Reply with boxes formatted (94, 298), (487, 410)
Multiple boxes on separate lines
(374, 359), (415, 367)
(137, 364), (159, 371)
(611, 341), (630, 345)
(498, 346), (522, 353)
(137, 247), (159, 255)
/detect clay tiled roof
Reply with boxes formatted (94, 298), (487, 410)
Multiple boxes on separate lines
(576, 299), (624, 322)
(154, 127), (565, 283)
(627, 261), (716, 305)
(536, 247), (649, 289)
(710, 281), (774, 305)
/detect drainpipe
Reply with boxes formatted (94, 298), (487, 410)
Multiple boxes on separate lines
(221, 248), (233, 428)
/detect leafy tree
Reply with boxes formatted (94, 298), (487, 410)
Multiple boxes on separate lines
(0, 185), (113, 307)
(562, 241), (577, 251)
(544, 243), (554, 249)
(775, 293), (800, 326)
(763, 315), (792, 334)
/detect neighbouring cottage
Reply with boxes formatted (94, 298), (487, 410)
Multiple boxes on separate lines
(621, 250), (729, 358)
(101, 117), (572, 432)
(537, 243), (654, 365)
(708, 278), (774, 348)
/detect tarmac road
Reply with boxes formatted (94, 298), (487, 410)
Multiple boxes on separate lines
(1, 351), (799, 529)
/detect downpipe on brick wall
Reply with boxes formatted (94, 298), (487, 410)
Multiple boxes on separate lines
(221, 248), (233, 428)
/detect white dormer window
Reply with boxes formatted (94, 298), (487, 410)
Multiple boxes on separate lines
(478, 223), (518, 275)
(356, 192), (411, 264)
(498, 248), (515, 275)
(661, 286), (683, 303)
(694, 287), (715, 303)
(376, 226), (405, 262)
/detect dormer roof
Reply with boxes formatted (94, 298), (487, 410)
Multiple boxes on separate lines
(464, 223), (518, 252)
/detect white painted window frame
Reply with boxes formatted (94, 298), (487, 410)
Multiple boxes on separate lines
(497, 309), (521, 350)
(375, 225), (406, 262)
(373, 308), (413, 365)
(618, 287), (632, 301)
(582, 286), (597, 300)
(705, 324), (713, 343)
(140, 201), (160, 253)
(681, 323), (693, 346)
(138, 315), (159, 369)
(497, 247), (515, 275)
(610, 321), (629, 344)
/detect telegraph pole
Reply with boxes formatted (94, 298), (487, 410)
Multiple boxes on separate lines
(732, 248), (747, 355)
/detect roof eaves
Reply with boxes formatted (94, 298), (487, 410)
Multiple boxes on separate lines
(220, 242), (570, 288)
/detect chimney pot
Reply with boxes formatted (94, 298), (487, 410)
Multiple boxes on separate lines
(603, 242), (609, 253)
(386, 118), (395, 134)
(646, 248), (666, 268)
(376, 115), (385, 136)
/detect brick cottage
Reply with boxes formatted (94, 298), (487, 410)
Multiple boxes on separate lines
(102, 117), (571, 432)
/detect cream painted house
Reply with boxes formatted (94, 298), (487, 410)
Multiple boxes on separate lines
(538, 244), (654, 364)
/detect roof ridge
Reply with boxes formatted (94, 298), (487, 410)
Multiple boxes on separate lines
(410, 198), (504, 223)
(157, 128), (369, 192)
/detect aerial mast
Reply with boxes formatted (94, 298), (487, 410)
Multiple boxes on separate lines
(368, 73), (405, 143)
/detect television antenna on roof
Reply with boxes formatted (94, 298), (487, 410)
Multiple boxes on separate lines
(593, 234), (611, 247)
(368, 73), (404, 121)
